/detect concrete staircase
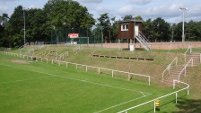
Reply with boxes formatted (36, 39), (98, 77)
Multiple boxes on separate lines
(162, 52), (200, 85)
(135, 32), (151, 52)
(186, 53), (201, 66)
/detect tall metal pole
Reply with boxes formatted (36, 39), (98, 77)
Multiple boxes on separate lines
(101, 26), (103, 48)
(23, 8), (26, 46)
(171, 23), (174, 41)
(180, 7), (187, 49)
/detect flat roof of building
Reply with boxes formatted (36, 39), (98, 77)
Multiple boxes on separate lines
(118, 20), (143, 23)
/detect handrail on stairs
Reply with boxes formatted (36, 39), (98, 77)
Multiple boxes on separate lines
(200, 53), (201, 63)
(139, 31), (149, 42)
(162, 56), (178, 82)
(178, 58), (193, 80)
(136, 32), (151, 51)
(184, 45), (192, 62)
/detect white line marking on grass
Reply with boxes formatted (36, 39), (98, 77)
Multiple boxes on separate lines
(0, 64), (152, 95)
(94, 93), (152, 113)
(0, 76), (55, 84)
(1, 63), (153, 112)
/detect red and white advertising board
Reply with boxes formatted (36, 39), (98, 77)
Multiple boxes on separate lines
(68, 33), (79, 38)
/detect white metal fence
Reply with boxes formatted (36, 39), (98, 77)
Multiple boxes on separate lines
(0, 51), (151, 85)
(117, 80), (189, 113)
(52, 59), (151, 85)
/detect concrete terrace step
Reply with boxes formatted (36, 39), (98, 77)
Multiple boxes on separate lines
(162, 52), (200, 86)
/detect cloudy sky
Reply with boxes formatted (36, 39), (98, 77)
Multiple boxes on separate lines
(0, 0), (201, 23)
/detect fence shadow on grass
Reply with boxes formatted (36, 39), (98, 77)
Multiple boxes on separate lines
(173, 98), (201, 113)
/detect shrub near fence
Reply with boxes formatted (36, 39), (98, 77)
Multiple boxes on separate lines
(0, 51), (151, 85)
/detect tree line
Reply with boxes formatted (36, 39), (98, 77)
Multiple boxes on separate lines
(0, 0), (201, 48)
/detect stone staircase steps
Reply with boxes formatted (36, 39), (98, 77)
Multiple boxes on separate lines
(162, 52), (201, 86)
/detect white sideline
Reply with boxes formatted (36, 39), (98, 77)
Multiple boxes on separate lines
(94, 94), (150, 113)
(0, 63), (152, 94)
(0, 64), (153, 113)
(1, 52), (151, 85)
(0, 76), (55, 84)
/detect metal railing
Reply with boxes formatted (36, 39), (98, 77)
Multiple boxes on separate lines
(135, 33), (151, 52)
(52, 59), (151, 86)
(117, 80), (189, 113)
(55, 51), (69, 60)
(139, 31), (149, 42)
(178, 58), (193, 80)
(162, 57), (178, 82)
(73, 45), (83, 54)
(184, 46), (192, 62)
(1, 51), (151, 86)
(200, 53), (201, 63)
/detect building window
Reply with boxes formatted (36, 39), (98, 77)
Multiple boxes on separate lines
(121, 24), (128, 31)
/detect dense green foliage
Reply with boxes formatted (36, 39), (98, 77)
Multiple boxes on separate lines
(0, 0), (95, 48)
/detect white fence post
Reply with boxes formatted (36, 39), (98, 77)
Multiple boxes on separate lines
(149, 77), (151, 86)
(200, 53), (201, 63)
(184, 67), (186, 77)
(173, 80), (176, 89)
(86, 65), (88, 72)
(128, 73), (130, 81)
(112, 70), (114, 78)
(66, 62), (68, 68)
(187, 88), (190, 95)
(154, 101), (156, 113)
(98, 68), (100, 74)
(52, 60), (54, 64)
(176, 93), (178, 104)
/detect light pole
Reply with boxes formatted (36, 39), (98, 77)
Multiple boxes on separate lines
(23, 7), (26, 46)
(180, 7), (187, 49)
(100, 26), (103, 48)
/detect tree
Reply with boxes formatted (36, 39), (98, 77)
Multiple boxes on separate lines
(97, 13), (111, 42)
(43, 0), (95, 29)
(122, 15), (133, 20)
(7, 5), (25, 47)
(122, 15), (143, 21)
(133, 15), (143, 20)
(142, 18), (154, 41)
(152, 17), (170, 42)
(110, 20), (118, 42)
(174, 22), (183, 41)
(25, 8), (49, 43)
(0, 13), (10, 47)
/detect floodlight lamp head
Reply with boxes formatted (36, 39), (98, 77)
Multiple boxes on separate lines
(180, 7), (187, 11)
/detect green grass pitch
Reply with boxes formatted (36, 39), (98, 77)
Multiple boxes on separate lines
(0, 54), (185, 113)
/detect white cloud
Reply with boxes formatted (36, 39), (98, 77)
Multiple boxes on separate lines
(28, 5), (40, 9)
(0, 0), (18, 3)
(117, 3), (184, 22)
(0, 5), (8, 14)
(94, 6), (107, 13)
(118, 5), (135, 15)
(130, 0), (152, 5)
(144, 4), (181, 17)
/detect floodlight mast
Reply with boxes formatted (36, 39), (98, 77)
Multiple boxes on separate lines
(23, 7), (26, 46)
(180, 7), (187, 50)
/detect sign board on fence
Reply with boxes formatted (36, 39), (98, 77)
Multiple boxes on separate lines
(68, 33), (79, 38)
